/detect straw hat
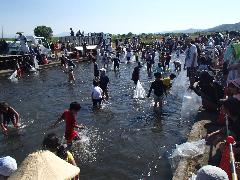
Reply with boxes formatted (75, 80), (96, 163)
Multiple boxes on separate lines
(8, 150), (80, 180)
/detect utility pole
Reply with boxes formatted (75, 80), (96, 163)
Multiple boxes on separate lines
(1, 26), (3, 39)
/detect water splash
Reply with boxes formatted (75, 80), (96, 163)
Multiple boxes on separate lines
(72, 128), (102, 163)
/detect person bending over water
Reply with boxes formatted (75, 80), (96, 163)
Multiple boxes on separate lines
(162, 73), (177, 89)
(52, 102), (85, 147)
(147, 73), (167, 109)
(173, 61), (181, 72)
(0, 102), (20, 135)
(92, 80), (103, 109)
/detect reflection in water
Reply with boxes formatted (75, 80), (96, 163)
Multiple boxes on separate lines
(0, 54), (200, 180)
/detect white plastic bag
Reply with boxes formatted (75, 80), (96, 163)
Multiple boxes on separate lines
(169, 139), (206, 171)
(133, 81), (146, 99)
(33, 56), (39, 69)
(171, 139), (206, 158)
(9, 70), (18, 82)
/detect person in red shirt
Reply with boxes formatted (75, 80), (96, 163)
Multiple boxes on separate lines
(52, 102), (85, 147)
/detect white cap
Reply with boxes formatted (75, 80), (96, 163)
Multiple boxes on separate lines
(99, 68), (106, 72)
(0, 156), (17, 177)
(195, 165), (229, 180)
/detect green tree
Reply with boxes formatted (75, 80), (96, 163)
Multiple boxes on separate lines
(127, 32), (133, 37)
(34, 25), (53, 39)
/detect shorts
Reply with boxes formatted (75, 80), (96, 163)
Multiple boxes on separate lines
(101, 87), (108, 94)
(65, 130), (79, 143)
(147, 63), (151, 69)
(114, 64), (119, 69)
(127, 57), (130, 61)
(2, 114), (15, 127)
(154, 95), (163, 102)
(92, 98), (102, 106)
(187, 67), (196, 78)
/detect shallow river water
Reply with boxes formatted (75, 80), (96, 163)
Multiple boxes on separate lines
(0, 54), (201, 180)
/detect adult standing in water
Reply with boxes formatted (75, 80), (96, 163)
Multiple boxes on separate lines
(68, 66), (76, 84)
(126, 48), (132, 63)
(99, 68), (110, 100)
(147, 73), (167, 110)
(146, 51), (152, 73)
(93, 61), (99, 79)
(132, 62), (142, 84)
(184, 38), (198, 89)
(112, 57), (120, 71)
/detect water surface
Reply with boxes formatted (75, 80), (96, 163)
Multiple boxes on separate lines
(0, 54), (200, 180)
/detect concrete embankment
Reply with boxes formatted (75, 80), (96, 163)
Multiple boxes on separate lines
(172, 111), (219, 180)
(0, 58), (88, 77)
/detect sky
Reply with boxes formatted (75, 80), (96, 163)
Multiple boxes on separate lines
(1, 0), (240, 36)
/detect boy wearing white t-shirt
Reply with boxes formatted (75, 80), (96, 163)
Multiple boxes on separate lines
(91, 80), (103, 108)
(184, 39), (198, 88)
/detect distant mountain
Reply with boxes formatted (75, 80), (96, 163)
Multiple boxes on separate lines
(158, 28), (202, 34)
(173, 28), (203, 33)
(158, 22), (240, 34)
(206, 22), (240, 32)
(3, 21), (240, 38)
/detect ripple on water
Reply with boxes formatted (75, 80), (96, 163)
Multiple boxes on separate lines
(0, 54), (201, 180)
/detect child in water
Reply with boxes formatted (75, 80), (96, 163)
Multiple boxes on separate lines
(52, 102), (85, 147)
(0, 102), (20, 135)
(154, 63), (164, 74)
(16, 61), (22, 78)
(68, 66), (76, 84)
(92, 80), (103, 108)
(147, 73), (167, 109)
(112, 57), (120, 71)
(134, 51), (139, 62)
(162, 73), (177, 89)
(42, 133), (77, 166)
